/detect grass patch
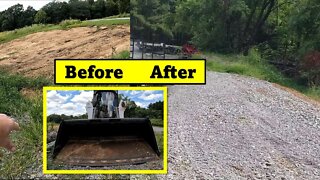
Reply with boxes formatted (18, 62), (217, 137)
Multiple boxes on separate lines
(0, 70), (51, 178)
(67, 18), (129, 28)
(112, 50), (130, 59)
(205, 49), (320, 101)
(0, 18), (129, 44)
(305, 87), (320, 101)
(155, 132), (164, 158)
(105, 13), (130, 19)
(0, 70), (102, 178)
(151, 119), (163, 127)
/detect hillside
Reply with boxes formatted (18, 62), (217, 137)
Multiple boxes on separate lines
(0, 25), (129, 78)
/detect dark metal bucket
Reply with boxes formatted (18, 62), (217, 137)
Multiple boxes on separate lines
(52, 118), (160, 166)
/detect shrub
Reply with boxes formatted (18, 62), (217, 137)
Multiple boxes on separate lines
(59, 19), (81, 29)
(300, 51), (320, 86)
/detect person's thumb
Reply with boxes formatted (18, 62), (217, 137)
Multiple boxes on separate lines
(11, 121), (20, 131)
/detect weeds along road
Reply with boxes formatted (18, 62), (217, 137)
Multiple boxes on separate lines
(158, 71), (320, 179)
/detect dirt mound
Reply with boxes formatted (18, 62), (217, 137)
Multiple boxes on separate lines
(0, 25), (129, 79)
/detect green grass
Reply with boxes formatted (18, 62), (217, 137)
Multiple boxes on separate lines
(112, 50), (130, 59)
(155, 132), (164, 158)
(151, 119), (163, 127)
(67, 18), (129, 28)
(105, 13), (130, 19)
(0, 70), (51, 178)
(0, 70), (112, 179)
(0, 18), (129, 44)
(305, 87), (320, 101)
(204, 49), (320, 101)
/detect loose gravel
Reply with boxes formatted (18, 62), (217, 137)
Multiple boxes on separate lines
(157, 71), (320, 179)
(10, 71), (320, 179)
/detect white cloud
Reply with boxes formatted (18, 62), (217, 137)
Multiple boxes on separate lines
(130, 91), (140, 95)
(47, 90), (69, 103)
(71, 91), (93, 104)
(144, 90), (157, 94)
(136, 101), (150, 108)
(139, 93), (163, 101)
(61, 103), (77, 110)
(47, 90), (93, 116)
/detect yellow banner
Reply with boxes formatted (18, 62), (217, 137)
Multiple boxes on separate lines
(54, 59), (206, 84)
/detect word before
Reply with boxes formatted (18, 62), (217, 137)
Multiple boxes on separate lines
(65, 65), (123, 79)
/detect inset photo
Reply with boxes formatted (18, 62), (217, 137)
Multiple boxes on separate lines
(43, 87), (167, 174)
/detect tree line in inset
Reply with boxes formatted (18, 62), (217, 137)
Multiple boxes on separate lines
(47, 100), (164, 123)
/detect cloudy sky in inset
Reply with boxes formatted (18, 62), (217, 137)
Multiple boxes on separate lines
(46, 90), (164, 116)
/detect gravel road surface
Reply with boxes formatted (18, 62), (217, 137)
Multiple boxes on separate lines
(157, 71), (320, 179)
(16, 71), (320, 179)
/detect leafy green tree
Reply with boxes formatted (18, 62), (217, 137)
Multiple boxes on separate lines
(131, 0), (172, 42)
(23, 6), (37, 26)
(42, 1), (70, 23)
(286, 0), (320, 86)
(148, 101), (163, 119)
(47, 114), (63, 123)
(173, 0), (279, 53)
(34, 9), (48, 24)
(1, 4), (24, 31)
(288, 0), (320, 55)
(117, 0), (130, 14)
(0, 0), (128, 31)
(105, 0), (118, 16)
(148, 101), (163, 110)
(91, 0), (106, 19)
(69, 0), (91, 20)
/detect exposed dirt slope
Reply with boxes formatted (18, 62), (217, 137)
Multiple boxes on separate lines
(0, 25), (129, 78)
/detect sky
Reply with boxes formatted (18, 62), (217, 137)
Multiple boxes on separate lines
(46, 90), (164, 116)
(0, 0), (68, 11)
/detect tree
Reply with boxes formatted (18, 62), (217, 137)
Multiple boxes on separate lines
(23, 6), (36, 26)
(47, 114), (63, 123)
(105, 0), (118, 16)
(131, 0), (172, 43)
(91, 0), (106, 19)
(42, 1), (70, 23)
(34, 9), (48, 24)
(1, 4), (24, 31)
(69, 0), (91, 20)
(173, 0), (279, 53)
(0, 0), (128, 32)
(148, 101), (163, 119)
(287, 0), (320, 86)
(117, 0), (130, 14)
(148, 101), (163, 110)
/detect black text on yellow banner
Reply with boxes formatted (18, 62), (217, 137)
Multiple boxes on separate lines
(54, 59), (206, 84)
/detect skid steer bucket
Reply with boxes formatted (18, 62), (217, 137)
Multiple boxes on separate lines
(52, 118), (160, 166)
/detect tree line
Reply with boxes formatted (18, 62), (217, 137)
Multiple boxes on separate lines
(131, 0), (319, 86)
(125, 100), (164, 119)
(0, 0), (130, 32)
(47, 100), (164, 123)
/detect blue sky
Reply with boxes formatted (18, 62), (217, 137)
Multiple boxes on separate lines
(46, 90), (164, 116)
(119, 90), (163, 109)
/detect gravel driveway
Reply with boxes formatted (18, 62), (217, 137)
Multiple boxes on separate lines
(157, 71), (320, 179)
(18, 71), (320, 179)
